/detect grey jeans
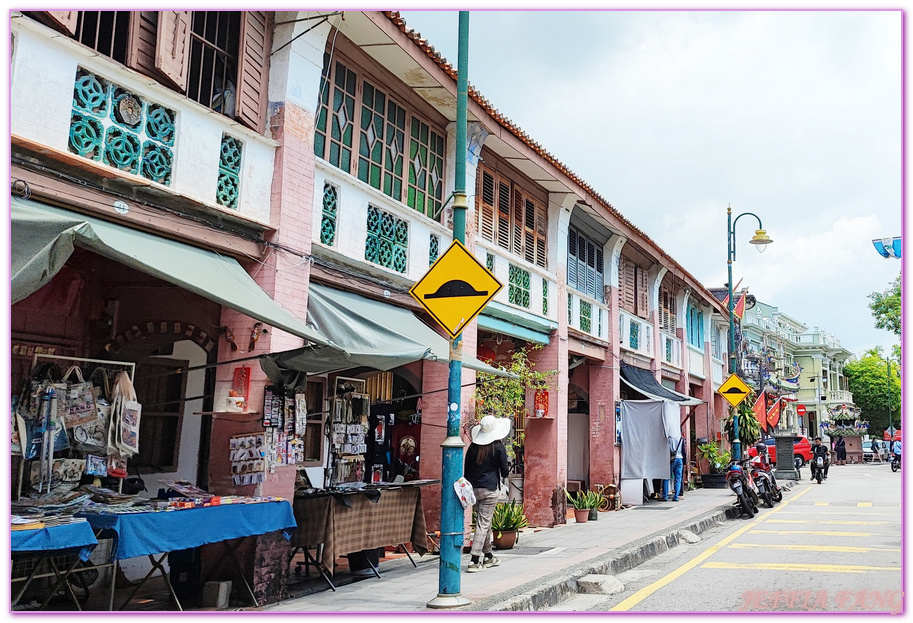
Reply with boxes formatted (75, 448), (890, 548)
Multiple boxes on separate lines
(470, 487), (500, 557)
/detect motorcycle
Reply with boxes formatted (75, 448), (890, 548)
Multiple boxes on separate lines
(749, 456), (782, 507)
(891, 453), (901, 473)
(811, 455), (827, 484)
(727, 460), (760, 518)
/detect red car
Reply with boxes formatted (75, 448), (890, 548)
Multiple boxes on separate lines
(748, 436), (814, 466)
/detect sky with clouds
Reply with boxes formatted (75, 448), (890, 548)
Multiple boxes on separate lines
(398, 9), (901, 359)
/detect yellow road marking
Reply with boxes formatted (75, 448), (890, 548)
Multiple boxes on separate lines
(764, 519), (897, 526)
(609, 487), (813, 611)
(729, 543), (900, 553)
(702, 561), (901, 573)
(815, 502), (830, 506)
(858, 502), (873, 507)
(749, 530), (878, 537)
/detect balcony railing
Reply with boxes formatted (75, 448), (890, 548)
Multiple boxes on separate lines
(827, 389), (854, 403)
(568, 291), (608, 341)
(618, 310), (652, 357)
(660, 332), (682, 368)
(687, 345), (705, 379)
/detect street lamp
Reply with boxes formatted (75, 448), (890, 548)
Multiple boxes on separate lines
(727, 205), (772, 460)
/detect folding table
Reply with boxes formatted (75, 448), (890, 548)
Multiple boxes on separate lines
(12, 518), (99, 610)
(291, 484), (431, 589)
(77, 500), (296, 610)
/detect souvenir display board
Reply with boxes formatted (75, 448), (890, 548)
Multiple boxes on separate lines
(12, 355), (138, 499)
(261, 386), (308, 472)
(327, 377), (369, 487)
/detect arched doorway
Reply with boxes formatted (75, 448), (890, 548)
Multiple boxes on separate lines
(567, 384), (590, 490)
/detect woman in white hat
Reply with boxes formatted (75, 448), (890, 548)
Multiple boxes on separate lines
(464, 415), (511, 572)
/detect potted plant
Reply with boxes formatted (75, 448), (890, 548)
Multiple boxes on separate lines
(697, 441), (732, 488)
(565, 489), (592, 523)
(490, 500), (529, 549)
(588, 490), (606, 521)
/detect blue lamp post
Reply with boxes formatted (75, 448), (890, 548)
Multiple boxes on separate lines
(727, 205), (772, 460)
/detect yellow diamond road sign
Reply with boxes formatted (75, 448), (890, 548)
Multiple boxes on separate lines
(410, 240), (503, 339)
(719, 373), (752, 408)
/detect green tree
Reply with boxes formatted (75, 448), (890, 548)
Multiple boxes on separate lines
(868, 274), (901, 337)
(844, 352), (901, 434)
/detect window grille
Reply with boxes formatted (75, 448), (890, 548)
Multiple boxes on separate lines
(429, 234), (440, 266)
(320, 183), (338, 246)
(74, 11), (130, 64)
(217, 134), (243, 208)
(408, 118), (445, 217)
(580, 300), (592, 333)
(69, 68), (175, 185)
(187, 11), (241, 117)
(568, 226), (604, 302)
(542, 278), (548, 315)
(508, 264), (531, 309)
(365, 205), (408, 273)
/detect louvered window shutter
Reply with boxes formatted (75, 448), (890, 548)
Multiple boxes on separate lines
(620, 259), (636, 314)
(41, 11), (78, 35)
(567, 227), (578, 290)
(127, 12), (160, 78)
(154, 10), (191, 91)
(236, 11), (272, 132)
(513, 190), (525, 257)
(535, 202), (547, 268)
(477, 168), (496, 242)
(496, 180), (511, 251)
(636, 268), (649, 318)
(585, 240), (597, 298)
(595, 247), (604, 303)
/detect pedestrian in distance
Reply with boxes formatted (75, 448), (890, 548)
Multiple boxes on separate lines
(835, 435), (846, 465)
(464, 415), (511, 573)
(665, 436), (685, 502)
(811, 437), (830, 480)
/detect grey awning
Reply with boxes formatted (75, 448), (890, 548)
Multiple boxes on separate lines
(620, 362), (703, 406)
(261, 283), (517, 379)
(11, 196), (330, 347)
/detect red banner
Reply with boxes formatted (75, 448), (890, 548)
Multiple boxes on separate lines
(766, 398), (782, 429)
(752, 394), (768, 434)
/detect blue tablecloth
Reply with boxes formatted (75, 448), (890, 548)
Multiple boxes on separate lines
(12, 519), (98, 562)
(77, 501), (297, 560)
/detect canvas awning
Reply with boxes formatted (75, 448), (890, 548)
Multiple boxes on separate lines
(619, 362), (704, 406)
(10, 196), (330, 347)
(260, 282), (516, 379)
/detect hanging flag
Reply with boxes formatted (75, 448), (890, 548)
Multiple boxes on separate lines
(733, 290), (747, 321)
(766, 398), (782, 429)
(751, 393), (768, 434)
(721, 278), (744, 308)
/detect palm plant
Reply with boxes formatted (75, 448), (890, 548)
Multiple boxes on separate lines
(491, 500), (529, 538)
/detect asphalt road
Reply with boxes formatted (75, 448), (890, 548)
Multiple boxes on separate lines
(551, 463), (902, 613)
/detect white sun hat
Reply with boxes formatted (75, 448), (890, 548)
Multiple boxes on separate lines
(471, 415), (512, 445)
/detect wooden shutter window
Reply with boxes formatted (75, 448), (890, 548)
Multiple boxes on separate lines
(236, 11), (272, 132)
(620, 259), (636, 314)
(478, 168), (496, 242)
(636, 267), (649, 318)
(513, 190), (525, 257)
(38, 11), (79, 35)
(567, 228), (578, 289)
(126, 12), (159, 79)
(496, 179), (511, 251)
(154, 10), (191, 91)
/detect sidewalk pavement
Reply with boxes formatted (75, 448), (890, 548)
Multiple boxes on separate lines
(266, 482), (789, 613)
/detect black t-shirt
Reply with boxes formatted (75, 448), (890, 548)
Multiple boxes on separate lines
(464, 441), (509, 491)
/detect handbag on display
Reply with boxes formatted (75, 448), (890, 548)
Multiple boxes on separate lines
(61, 366), (98, 429)
(109, 371), (142, 458)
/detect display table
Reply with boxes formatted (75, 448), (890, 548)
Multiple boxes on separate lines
(77, 501), (296, 610)
(12, 518), (99, 610)
(291, 484), (431, 579)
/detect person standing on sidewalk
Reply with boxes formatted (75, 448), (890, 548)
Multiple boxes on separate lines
(665, 436), (685, 502)
(464, 415), (511, 573)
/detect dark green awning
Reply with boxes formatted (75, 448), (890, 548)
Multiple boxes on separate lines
(11, 196), (330, 347)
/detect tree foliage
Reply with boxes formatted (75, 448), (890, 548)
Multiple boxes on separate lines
(844, 353), (901, 434)
(724, 399), (761, 450)
(868, 274), (901, 337)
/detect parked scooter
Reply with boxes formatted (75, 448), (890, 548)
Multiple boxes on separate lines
(727, 459), (760, 518)
(749, 456), (782, 507)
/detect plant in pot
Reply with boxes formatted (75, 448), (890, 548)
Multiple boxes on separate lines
(565, 489), (593, 523)
(491, 500), (529, 549)
(697, 441), (732, 489)
(724, 400), (761, 453)
(588, 490), (606, 521)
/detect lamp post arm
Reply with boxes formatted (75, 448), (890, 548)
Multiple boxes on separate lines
(730, 212), (765, 263)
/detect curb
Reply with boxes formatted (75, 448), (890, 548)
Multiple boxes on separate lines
(466, 481), (798, 612)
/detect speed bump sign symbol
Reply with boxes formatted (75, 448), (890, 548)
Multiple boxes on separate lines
(410, 240), (503, 339)
(718, 373), (752, 408)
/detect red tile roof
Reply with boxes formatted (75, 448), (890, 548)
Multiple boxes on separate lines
(384, 11), (724, 312)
